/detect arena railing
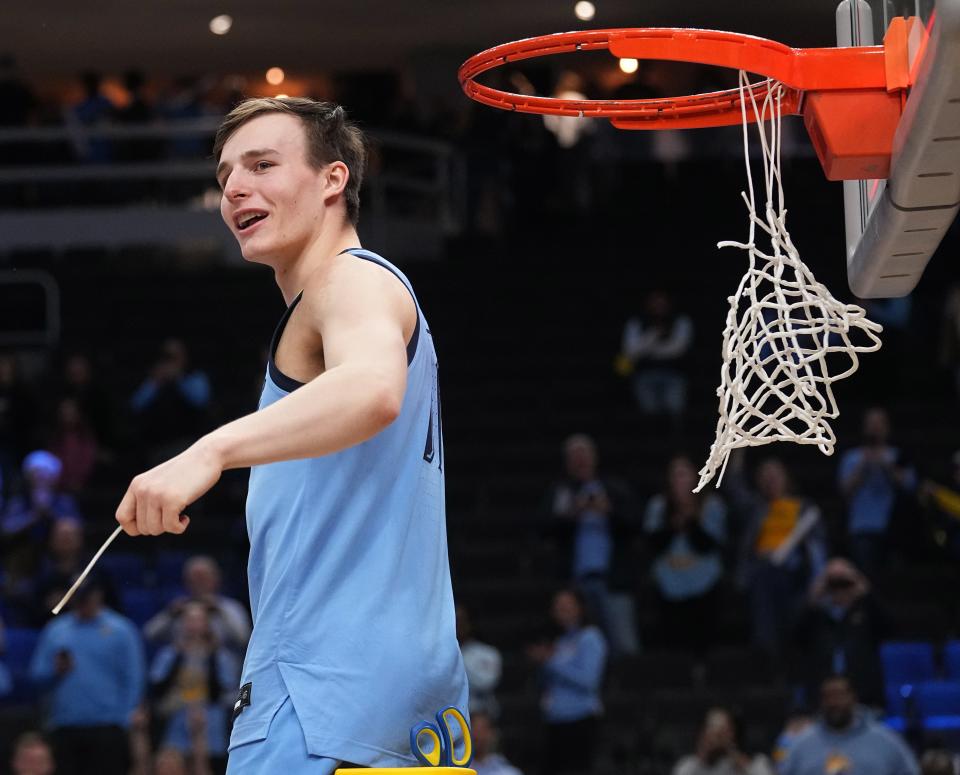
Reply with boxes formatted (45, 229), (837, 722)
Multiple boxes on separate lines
(0, 118), (464, 260)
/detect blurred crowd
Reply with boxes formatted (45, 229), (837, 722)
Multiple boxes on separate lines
(0, 314), (958, 775)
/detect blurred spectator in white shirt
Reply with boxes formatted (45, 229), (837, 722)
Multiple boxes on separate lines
(456, 604), (502, 717)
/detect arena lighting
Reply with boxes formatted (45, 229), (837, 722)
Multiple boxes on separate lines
(209, 15), (233, 35)
(619, 57), (638, 74)
(574, 1), (596, 21)
(266, 67), (285, 86)
(276, 94), (290, 99)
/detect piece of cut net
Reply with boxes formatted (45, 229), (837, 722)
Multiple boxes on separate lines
(695, 71), (883, 493)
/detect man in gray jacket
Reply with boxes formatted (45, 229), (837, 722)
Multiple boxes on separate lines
(782, 675), (918, 775)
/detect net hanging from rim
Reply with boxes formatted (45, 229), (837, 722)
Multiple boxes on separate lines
(694, 72), (883, 492)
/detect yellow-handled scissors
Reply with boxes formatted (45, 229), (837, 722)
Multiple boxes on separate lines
(410, 706), (472, 767)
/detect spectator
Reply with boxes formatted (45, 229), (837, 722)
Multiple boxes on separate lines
(69, 71), (115, 162)
(456, 604), (502, 717)
(57, 352), (117, 450)
(33, 517), (113, 623)
(159, 75), (217, 159)
(772, 711), (814, 773)
(149, 601), (239, 771)
(48, 397), (99, 494)
(144, 555), (250, 655)
(115, 69), (163, 161)
(727, 454), (827, 654)
(644, 454), (727, 651)
(527, 588), (607, 775)
(618, 290), (694, 421)
(1, 451), (81, 611)
(29, 575), (145, 775)
(130, 338), (212, 465)
(673, 707), (775, 775)
(541, 434), (640, 656)
(542, 71), (595, 214)
(794, 559), (888, 708)
(781, 675), (918, 775)
(919, 750), (957, 775)
(838, 408), (916, 580)
(9, 732), (55, 775)
(471, 710), (524, 775)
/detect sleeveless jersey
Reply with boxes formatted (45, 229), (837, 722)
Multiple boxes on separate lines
(229, 248), (468, 765)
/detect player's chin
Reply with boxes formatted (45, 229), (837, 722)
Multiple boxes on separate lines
(238, 238), (273, 264)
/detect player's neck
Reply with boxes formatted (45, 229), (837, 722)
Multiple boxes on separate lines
(274, 221), (360, 304)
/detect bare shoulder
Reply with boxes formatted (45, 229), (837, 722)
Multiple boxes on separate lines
(300, 251), (416, 334)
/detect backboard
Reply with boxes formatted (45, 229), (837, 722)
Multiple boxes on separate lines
(839, 0), (960, 297)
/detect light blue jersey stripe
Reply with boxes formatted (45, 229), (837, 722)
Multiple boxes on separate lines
(229, 248), (467, 766)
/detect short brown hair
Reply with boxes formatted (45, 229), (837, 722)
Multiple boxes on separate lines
(214, 97), (367, 225)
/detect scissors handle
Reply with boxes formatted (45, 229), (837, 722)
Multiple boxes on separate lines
(437, 706), (473, 767)
(410, 722), (445, 767)
(409, 706), (473, 768)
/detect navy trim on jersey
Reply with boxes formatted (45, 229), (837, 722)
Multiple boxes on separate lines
(341, 248), (420, 366)
(267, 249), (420, 392)
(268, 291), (305, 392)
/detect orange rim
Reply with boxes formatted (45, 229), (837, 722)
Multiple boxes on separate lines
(458, 28), (892, 130)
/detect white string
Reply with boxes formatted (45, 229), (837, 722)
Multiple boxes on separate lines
(51, 525), (123, 615)
(694, 72), (883, 493)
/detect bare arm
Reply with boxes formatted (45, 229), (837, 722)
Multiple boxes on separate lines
(207, 261), (410, 469)
(116, 257), (415, 537)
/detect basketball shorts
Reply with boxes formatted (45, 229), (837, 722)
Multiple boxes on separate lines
(226, 696), (342, 775)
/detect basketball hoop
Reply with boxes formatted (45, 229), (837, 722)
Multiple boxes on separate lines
(459, 23), (921, 179)
(458, 24), (918, 488)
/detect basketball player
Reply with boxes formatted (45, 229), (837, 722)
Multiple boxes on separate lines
(114, 98), (468, 773)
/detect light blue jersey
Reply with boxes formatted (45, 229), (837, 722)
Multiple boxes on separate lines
(229, 248), (468, 766)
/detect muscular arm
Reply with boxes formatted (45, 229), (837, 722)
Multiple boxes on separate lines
(208, 259), (412, 469)
(116, 256), (415, 537)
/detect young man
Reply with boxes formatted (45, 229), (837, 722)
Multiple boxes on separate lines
(114, 98), (468, 773)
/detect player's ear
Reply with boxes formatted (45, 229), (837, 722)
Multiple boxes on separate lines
(324, 161), (349, 198)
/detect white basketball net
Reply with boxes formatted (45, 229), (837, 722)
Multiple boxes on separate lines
(694, 72), (883, 493)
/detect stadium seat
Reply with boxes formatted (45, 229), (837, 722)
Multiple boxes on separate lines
(3, 628), (40, 676)
(915, 680), (960, 732)
(880, 641), (936, 688)
(155, 551), (188, 586)
(100, 552), (148, 588)
(120, 588), (161, 627)
(944, 641), (960, 682)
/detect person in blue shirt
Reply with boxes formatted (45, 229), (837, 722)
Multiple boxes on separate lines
(29, 575), (145, 775)
(113, 97), (468, 774)
(643, 454), (727, 651)
(781, 675), (919, 775)
(838, 408), (916, 580)
(527, 588), (607, 775)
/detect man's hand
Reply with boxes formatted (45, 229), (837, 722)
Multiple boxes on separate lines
(116, 440), (222, 536)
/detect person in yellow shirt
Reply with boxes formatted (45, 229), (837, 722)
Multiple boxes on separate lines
(727, 453), (827, 654)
